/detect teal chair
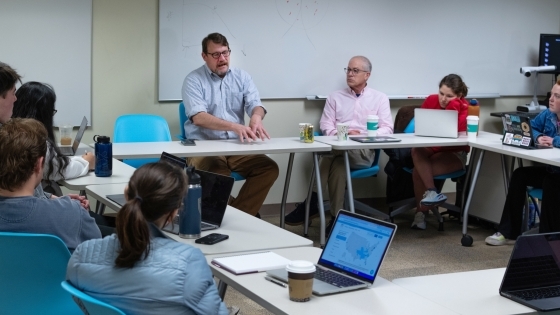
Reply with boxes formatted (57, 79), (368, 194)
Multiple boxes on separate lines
(61, 281), (126, 315)
(178, 102), (245, 181)
(0, 232), (82, 315)
(114, 114), (172, 168)
(389, 117), (465, 231)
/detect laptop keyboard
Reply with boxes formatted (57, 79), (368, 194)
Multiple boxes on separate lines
(510, 286), (560, 301)
(315, 268), (363, 288)
(201, 221), (213, 229)
(505, 256), (560, 288)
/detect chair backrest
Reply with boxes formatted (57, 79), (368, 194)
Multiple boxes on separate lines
(403, 117), (415, 133)
(179, 102), (187, 139)
(61, 281), (126, 315)
(114, 114), (172, 168)
(0, 232), (82, 315)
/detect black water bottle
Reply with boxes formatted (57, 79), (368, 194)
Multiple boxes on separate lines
(93, 135), (112, 177)
(179, 167), (201, 239)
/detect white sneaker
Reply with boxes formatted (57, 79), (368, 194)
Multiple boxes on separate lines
(420, 190), (447, 207)
(411, 212), (426, 230)
(485, 232), (515, 246)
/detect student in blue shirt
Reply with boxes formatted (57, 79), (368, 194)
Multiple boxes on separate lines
(486, 77), (560, 245)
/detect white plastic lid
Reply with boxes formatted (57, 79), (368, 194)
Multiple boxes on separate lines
(367, 115), (379, 120)
(286, 260), (316, 273)
(467, 115), (480, 121)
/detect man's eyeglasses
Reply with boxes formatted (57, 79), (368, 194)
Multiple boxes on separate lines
(344, 68), (369, 75)
(206, 49), (231, 59)
(52, 109), (57, 116)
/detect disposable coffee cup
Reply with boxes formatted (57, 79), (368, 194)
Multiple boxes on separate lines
(336, 123), (349, 141)
(286, 260), (315, 302)
(59, 124), (73, 146)
(367, 115), (379, 137)
(467, 115), (479, 139)
(299, 123), (307, 142)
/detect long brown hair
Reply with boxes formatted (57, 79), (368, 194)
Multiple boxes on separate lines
(439, 74), (468, 98)
(115, 162), (187, 268)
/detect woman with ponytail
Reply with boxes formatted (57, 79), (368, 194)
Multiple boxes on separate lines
(410, 74), (470, 230)
(66, 162), (228, 315)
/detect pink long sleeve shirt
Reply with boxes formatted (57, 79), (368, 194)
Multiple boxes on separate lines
(320, 86), (393, 136)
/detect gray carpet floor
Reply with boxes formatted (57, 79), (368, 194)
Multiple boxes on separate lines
(221, 198), (514, 315)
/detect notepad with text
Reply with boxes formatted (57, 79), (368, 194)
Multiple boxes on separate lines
(211, 251), (291, 275)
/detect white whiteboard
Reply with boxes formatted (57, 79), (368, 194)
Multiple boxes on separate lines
(159, 0), (560, 100)
(0, 0), (92, 127)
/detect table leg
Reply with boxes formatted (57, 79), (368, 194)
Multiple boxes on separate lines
(304, 162), (316, 237)
(314, 153), (326, 246)
(343, 151), (355, 214)
(279, 153), (295, 228)
(217, 280), (228, 300)
(461, 149), (485, 246)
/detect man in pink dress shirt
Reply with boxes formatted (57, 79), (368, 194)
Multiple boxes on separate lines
(285, 56), (393, 234)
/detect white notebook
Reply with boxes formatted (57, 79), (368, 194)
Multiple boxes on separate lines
(211, 251), (291, 275)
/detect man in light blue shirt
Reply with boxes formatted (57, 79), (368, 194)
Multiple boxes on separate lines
(181, 33), (279, 217)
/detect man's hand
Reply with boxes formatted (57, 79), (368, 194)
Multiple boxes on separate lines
(249, 114), (270, 141)
(67, 194), (90, 210)
(232, 123), (259, 143)
(538, 135), (554, 147)
(348, 130), (361, 135)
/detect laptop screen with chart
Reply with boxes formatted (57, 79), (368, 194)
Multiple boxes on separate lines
(318, 211), (396, 283)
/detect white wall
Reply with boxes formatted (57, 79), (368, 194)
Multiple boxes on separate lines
(84, 0), (538, 205)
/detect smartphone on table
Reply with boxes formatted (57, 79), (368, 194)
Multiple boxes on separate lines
(195, 233), (229, 245)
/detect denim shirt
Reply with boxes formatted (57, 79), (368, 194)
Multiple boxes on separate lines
(530, 109), (560, 173)
(182, 65), (265, 140)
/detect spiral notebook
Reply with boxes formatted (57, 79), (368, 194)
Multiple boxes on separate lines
(211, 251), (291, 275)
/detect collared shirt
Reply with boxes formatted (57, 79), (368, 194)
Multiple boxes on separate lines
(182, 65), (265, 140)
(320, 86), (393, 136)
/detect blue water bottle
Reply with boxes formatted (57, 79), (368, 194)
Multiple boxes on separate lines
(179, 167), (201, 239)
(93, 135), (112, 177)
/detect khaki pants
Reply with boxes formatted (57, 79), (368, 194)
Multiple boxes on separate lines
(187, 155), (279, 216)
(315, 149), (376, 216)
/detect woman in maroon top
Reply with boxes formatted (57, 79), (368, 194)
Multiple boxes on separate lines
(411, 74), (469, 230)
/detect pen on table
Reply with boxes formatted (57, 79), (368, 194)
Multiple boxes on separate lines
(265, 276), (287, 288)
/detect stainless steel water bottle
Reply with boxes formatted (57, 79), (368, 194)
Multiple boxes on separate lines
(179, 166), (201, 239)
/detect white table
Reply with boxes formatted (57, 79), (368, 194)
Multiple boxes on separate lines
(459, 131), (560, 246)
(314, 134), (470, 243)
(207, 247), (457, 315)
(393, 268), (560, 315)
(85, 183), (313, 255)
(59, 158), (136, 191)
(111, 137), (332, 232)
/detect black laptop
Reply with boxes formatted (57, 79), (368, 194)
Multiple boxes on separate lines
(107, 152), (234, 232)
(501, 113), (552, 150)
(267, 210), (397, 295)
(500, 233), (560, 311)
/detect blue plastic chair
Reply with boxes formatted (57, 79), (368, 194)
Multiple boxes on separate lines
(389, 117), (465, 231)
(114, 114), (172, 168)
(61, 281), (126, 315)
(0, 232), (82, 314)
(178, 102), (245, 181)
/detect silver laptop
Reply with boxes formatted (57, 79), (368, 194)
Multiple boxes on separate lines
(267, 210), (397, 295)
(59, 116), (88, 156)
(414, 108), (458, 138)
(500, 233), (560, 311)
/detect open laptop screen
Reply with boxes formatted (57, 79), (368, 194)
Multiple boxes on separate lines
(318, 211), (396, 283)
(501, 233), (560, 292)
